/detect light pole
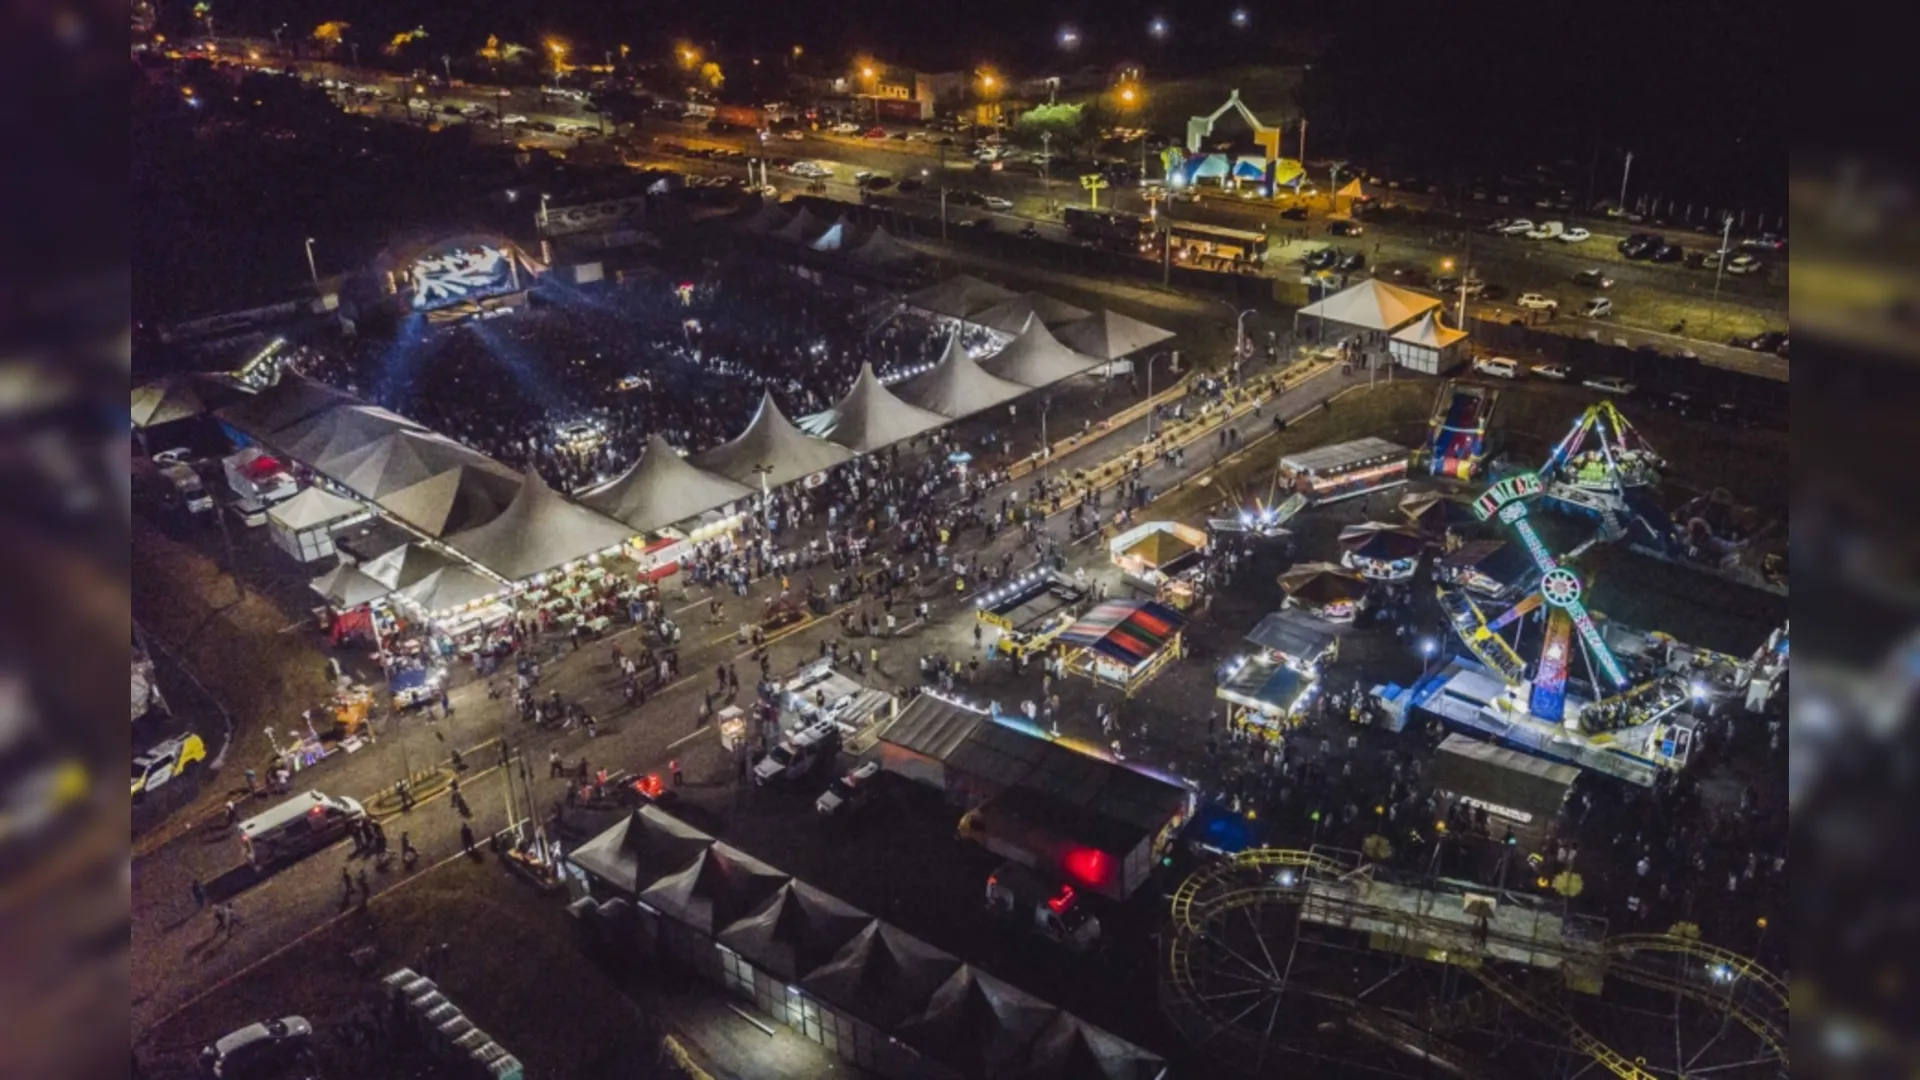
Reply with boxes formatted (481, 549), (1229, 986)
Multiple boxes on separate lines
(303, 237), (319, 287)
(539, 192), (551, 231)
(1617, 151), (1634, 215)
(1421, 638), (1437, 678)
(1040, 131), (1052, 213)
(1038, 396), (1053, 485)
(1144, 351), (1171, 436)
(1705, 214), (1734, 335)
(1234, 308), (1255, 372)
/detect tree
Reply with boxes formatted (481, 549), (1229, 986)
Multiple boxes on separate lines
(311, 21), (349, 51)
(1551, 871), (1584, 898)
(697, 61), (724, 92)
(1012, 102), (1087, 152)
(386, 26), (427, 58)
(1362, 834), (1395, 862)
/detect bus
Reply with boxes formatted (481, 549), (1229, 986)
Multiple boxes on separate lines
(1165, 220), (1269, 262)
(1064, 207), (1152, 254)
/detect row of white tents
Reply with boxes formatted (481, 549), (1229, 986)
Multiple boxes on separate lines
(209, 269), (1174, 589)
(569, 806), (1166, 1080)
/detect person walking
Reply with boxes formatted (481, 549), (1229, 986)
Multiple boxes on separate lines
(460, 821), (476, 855)
(189, 877), (207, 912)
(219, 901), (241, 934)
(342, 867), (356, 905)
(549, 748), (563, 778)
(671, 759), (683, 787)
(357, 868), (372, 904)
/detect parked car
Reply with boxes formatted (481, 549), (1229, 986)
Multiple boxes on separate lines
(817, 761), (881, 817)
(1485, 217), (1513, 233)
(131, 733), (207, 800)
(981, 195), (1013, 211)
(1499, 218), (1536, 235)
(1280, 206), (1308, 221)
(1582, 375), (1636, 395)
(1305, 248), (1338, 270)
(1516, 292), (1558, 311)
(1650, 243), (1684, 263)
(1327, 219), (1363, 236)
(1473, 356), (1521, 379)
(1726, 253), (1763, 275)
(781, 129), (806, 140)
(1573, 269), (1615, 289)
(1557, 227), (1592, 243)
(1338, 251), (1366, 272)
(1618, 233), (1660, 258)
(1524, 221), (1565, 240)
(1580, 297), (1614, 318)
(1741, 233), (1787, 251)
(864, 126), (888, 139)
(1531, 362), (1573, 380)
(200, 1017), (313, 1078)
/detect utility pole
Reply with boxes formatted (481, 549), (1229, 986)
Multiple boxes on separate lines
(1161, 225), (1172, 287)
(1040, 131), (1052, 213)
(1617, 151), (1634, 216)
(1456, 231), (1471, 330)
(938, 141), (949, 241)
(303, 237), (319, 288)
(1295, 117), (1306, 176)
(1706, 215), (1733, 334)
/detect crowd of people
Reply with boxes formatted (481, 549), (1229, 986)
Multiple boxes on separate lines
(292, 258), (974, 493)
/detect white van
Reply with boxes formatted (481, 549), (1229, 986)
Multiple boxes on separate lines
(238, 791), (367, 869)
(753, 719), (841, 785)
(1473, 356), (1521, 379)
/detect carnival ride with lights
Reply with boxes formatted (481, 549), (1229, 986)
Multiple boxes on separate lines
(973, 570), (1086, 660)
(1431, 465), (1695, 785)
(1166, 90), (1304, 196)
(1161, 845), (1789, 1079)
(1420, 380), (1501, 480)
(1537, 400), (1671, 546)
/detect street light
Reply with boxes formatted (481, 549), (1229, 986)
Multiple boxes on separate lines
(1148, 17), (1169, 40)
(1231, 8), (1250, 27)
(1421, 638), (1437, 677)
(303, 237), (319, 287)
(1144, 351), (1172, 436)
(1058, 26), (1080, 50)
(1234, 308), (1256, 371)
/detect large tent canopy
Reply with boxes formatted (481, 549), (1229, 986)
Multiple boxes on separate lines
(799, 363), (948, 453)
(1053, 309), (1176, 361)
(739, 199), (790, 234)
(1058, 600), (1187, 668)
(969, 293), (1093, 336)
(848, 226), (916, 266)
(1296, 278), (1441, 333)
(802, 922), (964, 1032)
(715, 880), (874, 982)
(376, 463), (523, 537)
(132, 373), (236, 429)
(897, 966), (1061, 1078)
(323, 429), (511, 502)
(904, 274), (1020, 320)
(774, 206), (824, 243)
(638, 843), (790, 937)
(567, 805), (715, 895)
(581, 434), (754, 534)
(976, 319), (1101, 388)
(443, 468), (635, 581)
(394, 564), (507, 617)
(691, 390), (855, 490)
(360, 541), (455, 592)
(809, 219), (849, 252)
(310, 562), (390, 608)
(274, 404), (424, 468)
(893, 331), (1030, 418)
(215, 375), (357, 442)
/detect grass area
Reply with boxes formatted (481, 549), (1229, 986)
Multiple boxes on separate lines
(137, 861), (660, 1078)
(1067, 66), (1303, 133)
(132, 519), (335, 780)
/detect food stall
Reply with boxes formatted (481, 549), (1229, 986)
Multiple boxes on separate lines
(222, 446), (301, 521)
(1055, 600), (1188, 697)
(1278, 437), (1410, 506)
(1217, 655), (1317, 741)
(1337, 522), (1427, 582)
(1277, 562), (1370, 623)
(975, 570), (1086, 659)
(1108, 521), (1212, 608)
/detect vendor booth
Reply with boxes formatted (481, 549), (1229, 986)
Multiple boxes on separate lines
(1244, 608), (1343, 672)
(223, 445), (300, 519)
(780, 660), (895, 741)
(1388, 311), (1469, 375)
(974, 570), (1085, 659)
(1278, 563), (1370, 623)
(1279, 437), (1410, 505)
(1337, 522), (1427, 581)
(267, 485), (367, 563)
(1398, 491), (1479, 540)
(1108, 521), (1211, 608)
(1054, 600), (1188, 696)
(1427, 733), (1579, 843)
(1217, 655), (1318, 739)
(1436, 540), (1534, 602)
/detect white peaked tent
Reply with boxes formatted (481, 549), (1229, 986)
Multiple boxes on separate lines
(1054, 308), (1177, 360)
(969, 293), (1093, 336)
(360, 542), (455, 592)
(132, 373), (221, 430)
(274, 404), (424, 468)
(215, 375), (358, 443)
(903, 274), (1020, 320)
(893, 330), (1030, 418)
(310, 561), (391, 607)
(799, 363), (948, 453)
(977, 317), (1101, 388)
(266, 485), (364, 562)
(775, 206), (824, 243)
(395, 564), (508, 620)
(848, 225), (916, 266)
(1388, 310), (1470, 375)
(691, 390), (854, 490)
(443, 468), (636, 582)
(1296, 278), (1441, 334)
(376, 463), (523, 537)
(810, 216), (853, 252)
(322, 429), (509, 501)
(739, 199), (790, 234)
(580, 433), (755, 534)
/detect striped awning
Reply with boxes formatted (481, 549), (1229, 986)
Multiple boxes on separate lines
(1059, 600), (1187, 668)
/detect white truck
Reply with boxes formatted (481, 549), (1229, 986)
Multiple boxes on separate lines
(985, 861), (1102, 952)
(753, 718), (840, 786)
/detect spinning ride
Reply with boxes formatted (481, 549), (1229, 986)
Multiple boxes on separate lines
(1539, 401), (1667, 539)
(1435, 470), (1694, 783)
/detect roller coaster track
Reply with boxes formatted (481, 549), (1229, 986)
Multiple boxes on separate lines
(1165, 849), (1789, 1078)
(1437, 588), (1529, 685)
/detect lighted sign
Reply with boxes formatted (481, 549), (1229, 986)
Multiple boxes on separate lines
(1570, 607), (1628, 686)
(1473, 472), (1544, 521)
(1511, 518), (1560, 573)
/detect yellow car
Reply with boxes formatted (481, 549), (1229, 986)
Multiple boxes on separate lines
(131, 732), (207, 799)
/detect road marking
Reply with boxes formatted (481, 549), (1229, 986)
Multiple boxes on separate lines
(667, 727), (709, 750)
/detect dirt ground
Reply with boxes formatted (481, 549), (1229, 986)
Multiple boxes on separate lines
(133, 859), (666, 1080)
